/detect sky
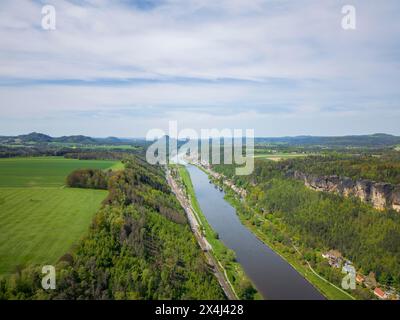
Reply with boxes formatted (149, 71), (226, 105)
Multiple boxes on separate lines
(0, 0), (399, 137)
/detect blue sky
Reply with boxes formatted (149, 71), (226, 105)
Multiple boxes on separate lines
(0, 0), (399, 137)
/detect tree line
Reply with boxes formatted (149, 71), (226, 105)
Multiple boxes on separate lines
(213, 157), (400, 290)
(0, 156), (225, 300)
(66, 169), (110, 190)
(282, 154), (400, 185)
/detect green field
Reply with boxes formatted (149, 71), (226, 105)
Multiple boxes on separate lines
(253, 153), (308, 161)
(0, 188), (107, 275)
(0, 157), (117, 187)
(109, 161), (125, 171)
(0, 157), (116, 276)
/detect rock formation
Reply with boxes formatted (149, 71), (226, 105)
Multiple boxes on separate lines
(287, 171), (400, 212)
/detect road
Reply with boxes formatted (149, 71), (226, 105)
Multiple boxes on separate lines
(166, 169), (238, 300)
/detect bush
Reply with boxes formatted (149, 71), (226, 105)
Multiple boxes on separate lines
(66, 169), (109, 189)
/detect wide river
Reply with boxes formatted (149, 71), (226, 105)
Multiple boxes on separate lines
(187, 165), (325, 300)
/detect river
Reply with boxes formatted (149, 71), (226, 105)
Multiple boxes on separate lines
(186, 165), (325, 300)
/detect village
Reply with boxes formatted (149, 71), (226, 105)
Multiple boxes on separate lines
(322, 249), (399, 300)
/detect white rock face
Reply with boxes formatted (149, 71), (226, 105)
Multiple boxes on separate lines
(290, 170), (400, 212)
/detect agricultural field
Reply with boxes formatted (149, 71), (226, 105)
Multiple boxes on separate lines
(0, 157), (118, 187)
(253, 153), (308, 161)
(108, 161), (125, 171)
(0, 157), (116, 276)
(0, 188), (107, 275)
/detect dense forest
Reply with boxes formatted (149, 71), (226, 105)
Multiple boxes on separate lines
(0, 146), (139, 159)
(213, 157), (400, 290)
(0, 156), (225, 299)
(216, 153), (400, 185)
(0, 145), (72, 158)
(281, 154), (400, 185)
(66, 168), (110, 190)
(64, 151), (130, 160)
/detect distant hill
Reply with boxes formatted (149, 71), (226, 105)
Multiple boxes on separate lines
(1, 132), (399, 148)
(18, 132), (53, 143)
(95, 136), (125, 144)
(53, 135), (97, 144)
(255, 133), (400, 147)
(0, 132), (111, 145)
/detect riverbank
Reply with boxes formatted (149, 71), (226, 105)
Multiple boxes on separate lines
(171, 165), (262, 300)
(166, 167), (237, 300)
(199, 164), (354, 300)
(224, 192), (354, 300)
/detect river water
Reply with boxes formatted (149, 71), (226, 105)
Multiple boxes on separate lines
(187, 165), (325, 300)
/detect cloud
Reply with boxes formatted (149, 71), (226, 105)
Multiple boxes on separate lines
(0, 0), (399, 136)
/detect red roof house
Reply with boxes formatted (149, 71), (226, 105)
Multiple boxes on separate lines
(356, 274), (364, 283)
(374, 287), (387, 299)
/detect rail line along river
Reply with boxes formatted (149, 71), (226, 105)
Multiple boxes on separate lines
(186, 164), (325, 300)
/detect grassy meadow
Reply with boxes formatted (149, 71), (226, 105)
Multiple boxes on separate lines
(0, 188), (107, 275)
(0, 157), (116, 275)
(0, 157), (117, 187)
(253, 153), (308, 161)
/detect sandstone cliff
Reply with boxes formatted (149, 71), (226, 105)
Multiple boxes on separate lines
(287, 171), (400, 212)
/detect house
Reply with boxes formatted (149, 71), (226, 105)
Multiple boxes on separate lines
(322, 249), (342, 260)
(356, 274), (365, 284)
(364, 272), (378, 288)
(374, 287), (388, 300)
(322, 249), (343, 268)
(381, 287), (400, 300)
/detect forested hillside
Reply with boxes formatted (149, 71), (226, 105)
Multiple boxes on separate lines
(282, 154), (400, 185)
(213, 158), (400, 291)
(0, 157), (225, 299)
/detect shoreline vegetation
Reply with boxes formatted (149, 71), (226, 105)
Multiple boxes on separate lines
(196, 163), (355, 300)
(172, 165), (262, 300)
(224, 192), (354, 300)
(204, 158), (400, 300)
